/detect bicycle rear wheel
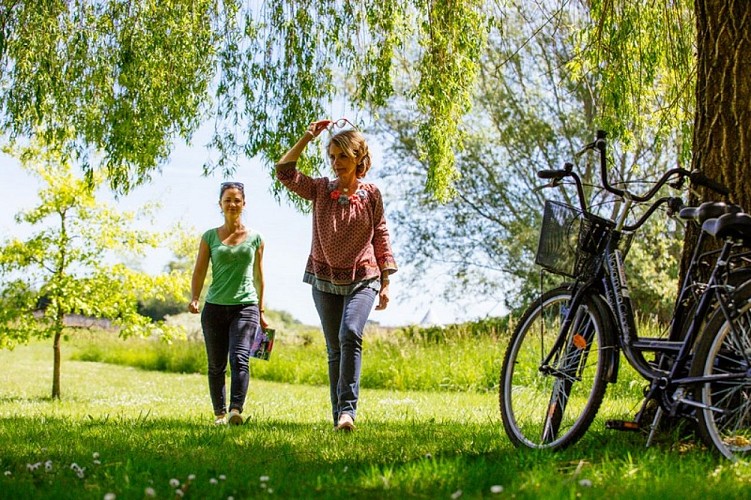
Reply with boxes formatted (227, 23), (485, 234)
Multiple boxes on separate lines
(692, 280), (751, 461)
(499, 285), (612, 450)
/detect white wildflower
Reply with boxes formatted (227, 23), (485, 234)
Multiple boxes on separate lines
(76, 468), (85, 479)
(188, 474), (196, 481)
(210, 478), (218, 485)
(4, 471), (11, 477)
(104, 493), (116, 500)
(259, 475), (270, 482)
(93, 460), (101, 465)
(490, 485), (504, 494)
(169, 478), (180, 488)
(175, 489), (184, 497)
(45, 460), (53, 472)
(451, 490), (463, 499)
(93, 452), (100, 460)
(144, 487), (156, 497)
(26, 462), (41, 472)
(578, 479), (593, 487)
(70, 463), (81, 471)
(219, 474), (226, 481)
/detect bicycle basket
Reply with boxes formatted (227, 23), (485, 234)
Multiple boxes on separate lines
(536, 200), (632, 278)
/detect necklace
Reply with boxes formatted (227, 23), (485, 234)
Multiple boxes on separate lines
(328, 181), (367, 206)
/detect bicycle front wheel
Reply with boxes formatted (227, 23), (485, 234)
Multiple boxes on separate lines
(692, 281), (751, 461)
(500, 285), (612, 450)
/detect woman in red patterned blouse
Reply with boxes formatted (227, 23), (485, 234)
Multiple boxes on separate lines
(276, 119), (398, 431)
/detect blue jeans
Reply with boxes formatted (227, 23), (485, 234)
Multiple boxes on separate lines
(312, 285), (377, 426)
(201, 302), (259, 416)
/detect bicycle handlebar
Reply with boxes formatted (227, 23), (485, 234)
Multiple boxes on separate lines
(587, 129), (728, 201)
(538, 130), (729, 219)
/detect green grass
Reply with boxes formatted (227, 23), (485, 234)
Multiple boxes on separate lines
(2, 340), (751, 499)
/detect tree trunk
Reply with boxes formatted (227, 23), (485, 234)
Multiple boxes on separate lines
(52, 331), (61, 399)
(682, 1), (751, 276)
(692, 0), (751, 207)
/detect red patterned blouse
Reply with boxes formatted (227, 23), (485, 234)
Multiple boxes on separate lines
(276, 162), (398, 294)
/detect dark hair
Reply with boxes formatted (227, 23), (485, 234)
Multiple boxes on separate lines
(220, 181), (245, 199)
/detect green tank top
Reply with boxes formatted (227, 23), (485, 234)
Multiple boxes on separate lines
(203, 228), (262, 305)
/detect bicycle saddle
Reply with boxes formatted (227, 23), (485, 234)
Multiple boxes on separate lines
(680, 201), (742, 223)
(702, 212), (751, 244)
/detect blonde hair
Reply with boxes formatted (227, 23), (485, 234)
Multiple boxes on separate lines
(328, 129), (371, 178)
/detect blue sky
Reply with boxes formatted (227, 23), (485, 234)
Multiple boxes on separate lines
(0, 131), (507, 327)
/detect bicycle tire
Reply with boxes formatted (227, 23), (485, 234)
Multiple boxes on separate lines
(691, 279), (751, 461)
(499, 285), (612, 450)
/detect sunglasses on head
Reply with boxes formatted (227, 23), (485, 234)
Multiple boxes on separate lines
(220, 181), (244, 190)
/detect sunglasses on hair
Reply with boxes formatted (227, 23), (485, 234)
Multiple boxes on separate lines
(328, 118), (358, 132)
(220, 181), (244, 190)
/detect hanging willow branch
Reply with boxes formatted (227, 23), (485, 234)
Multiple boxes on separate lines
(0, 0), (490, 203)
(415, 0), (488, 201)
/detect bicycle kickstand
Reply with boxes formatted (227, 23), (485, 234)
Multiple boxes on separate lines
(645, 406), (664, 448)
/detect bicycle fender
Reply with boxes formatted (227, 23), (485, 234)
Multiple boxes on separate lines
(588, 291), (621, 383)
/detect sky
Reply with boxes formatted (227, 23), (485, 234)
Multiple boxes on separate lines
(0, 131), (508, 327)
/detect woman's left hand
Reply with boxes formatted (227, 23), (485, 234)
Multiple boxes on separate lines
(375, 286), (390, 310)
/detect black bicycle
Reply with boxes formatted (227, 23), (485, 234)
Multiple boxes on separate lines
(499, 131), (751, 460)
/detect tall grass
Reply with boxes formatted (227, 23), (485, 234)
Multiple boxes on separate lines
(70, 319), (509, 393)
(69, 313), (664, 399)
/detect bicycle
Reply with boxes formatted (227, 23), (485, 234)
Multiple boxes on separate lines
(498, 130), (751, 460)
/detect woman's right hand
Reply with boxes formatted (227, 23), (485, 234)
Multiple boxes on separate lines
(188, 299), (200, 314)
(308, 119), (331, 138)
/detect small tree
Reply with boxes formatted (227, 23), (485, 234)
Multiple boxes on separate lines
(0, 146), (189, 399)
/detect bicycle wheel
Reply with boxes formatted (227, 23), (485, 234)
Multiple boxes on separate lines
(500, 285), (612, 450)
(691, 280), (751, 461)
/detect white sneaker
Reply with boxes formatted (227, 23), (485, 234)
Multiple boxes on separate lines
(214, 414), (227, 426)
(336, 413), (355, 431)
(228, 409), (243, 426)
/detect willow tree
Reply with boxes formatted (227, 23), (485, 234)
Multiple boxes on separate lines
(0, 0), (488, 202)
(378, 0), (685, 318)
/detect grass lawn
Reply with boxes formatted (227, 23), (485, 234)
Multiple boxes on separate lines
(1, 341), (750, 499)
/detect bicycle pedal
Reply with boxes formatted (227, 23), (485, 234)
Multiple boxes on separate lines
(605, 420), (641, 431)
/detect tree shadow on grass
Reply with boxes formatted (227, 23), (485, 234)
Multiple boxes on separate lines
(0, 413), (723, 500)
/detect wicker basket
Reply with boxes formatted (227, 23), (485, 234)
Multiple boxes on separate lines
(535, 200), (631, 279)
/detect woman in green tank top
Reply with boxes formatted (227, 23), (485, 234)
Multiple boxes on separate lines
(189, 181), (267, 426)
